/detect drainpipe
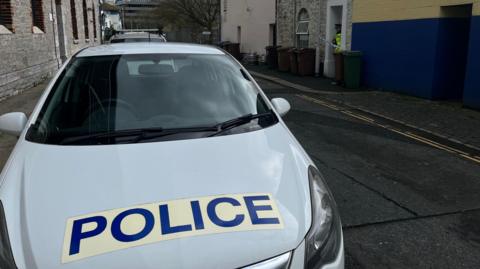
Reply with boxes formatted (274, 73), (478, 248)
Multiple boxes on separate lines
(315, 44), (320, 77)
(218, 0), (221, 43)
(49, 0), (61, 68)
(314, 2), (324, 77)
(274, 0), (277, 46)
(99, 0), (103, 44)
(293, 0), (296, 47)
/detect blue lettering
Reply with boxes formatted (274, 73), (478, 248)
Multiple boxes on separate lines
(111, 208), (154, 242)
(207, 197), (244, 227)
(159, 204), (193, 235)
(69, 216), (107, 255)
(190, 201), (205, 230)
(244, 195), (280, 225)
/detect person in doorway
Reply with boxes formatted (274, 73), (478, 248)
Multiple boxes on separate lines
(332, 24), (343, 85)
(332, 24), (342, 53)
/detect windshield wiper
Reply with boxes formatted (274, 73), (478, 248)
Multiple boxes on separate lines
(59, 126), (217, 145)
(134, 126), (218, 143)
(209, 111), (276, 137)
(137, 111), (275, 141)
(58, 112), (276, 144)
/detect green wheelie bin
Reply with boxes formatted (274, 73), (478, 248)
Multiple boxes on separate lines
(343, 51), (363, 89)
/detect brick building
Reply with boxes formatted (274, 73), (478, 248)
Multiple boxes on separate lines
(0, 0), (100, 99)
(276, 0), (352, 77)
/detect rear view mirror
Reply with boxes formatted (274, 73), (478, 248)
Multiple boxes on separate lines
(271, 98), (291, 117)
(0, 112), (28, 137)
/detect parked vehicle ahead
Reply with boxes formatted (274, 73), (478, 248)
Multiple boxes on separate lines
(0, 43), (344, 269)
(110, 31), (167, 43)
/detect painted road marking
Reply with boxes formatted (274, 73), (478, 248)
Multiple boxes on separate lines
(342, 111), (375, 123)
(296, 94), (480, 165)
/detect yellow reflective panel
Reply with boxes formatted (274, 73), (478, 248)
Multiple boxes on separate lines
(62, 193), (283, 263)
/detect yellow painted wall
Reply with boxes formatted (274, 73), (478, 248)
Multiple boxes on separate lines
(353, 0), (480, 23)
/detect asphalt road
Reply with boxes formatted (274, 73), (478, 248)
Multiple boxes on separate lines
(1, 79), (479, 268)
(257, 78), (480, 269)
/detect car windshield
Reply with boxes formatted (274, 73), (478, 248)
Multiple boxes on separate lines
(26, 53), (276, 145)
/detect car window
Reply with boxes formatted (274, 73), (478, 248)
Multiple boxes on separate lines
(126, 59), (174, 75)
(27, 54), (275, 145)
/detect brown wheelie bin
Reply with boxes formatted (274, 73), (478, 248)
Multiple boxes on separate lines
(277, 47), (292, 72)
(297, 48), (316, 76)
(289, 48), (299, 75)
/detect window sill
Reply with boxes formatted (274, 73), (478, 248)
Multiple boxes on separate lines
(0, 25), (13, 34)
(85, 39), (90, 42)
(32, 26), (44, 34)
(73, 39), (80, 44)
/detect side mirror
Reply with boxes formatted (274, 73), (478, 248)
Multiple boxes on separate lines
(0, 112), (28, 137)
(271, 98), (291, 117)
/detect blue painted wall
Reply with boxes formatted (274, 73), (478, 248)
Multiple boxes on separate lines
(463, 16), (480, 109)
(352, 19), (441, 99)
(352, 17), (479, 107)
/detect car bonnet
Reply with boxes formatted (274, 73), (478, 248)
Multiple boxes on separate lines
(2, 124), (312, 269)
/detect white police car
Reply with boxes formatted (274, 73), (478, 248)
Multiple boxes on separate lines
(0, 43), (344, 269)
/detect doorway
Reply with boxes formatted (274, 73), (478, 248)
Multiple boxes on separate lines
(55, 0), (67, 63)
(269, 23), (277, 46)
(237, 26), (242, 44)
(433, 4), (473, 100)
(324, 0), (347, 78)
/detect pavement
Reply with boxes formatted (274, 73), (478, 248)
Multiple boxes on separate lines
(248, 65), (480, 151)
(1, 76), (480, 268)
(0, 82), (46, 168)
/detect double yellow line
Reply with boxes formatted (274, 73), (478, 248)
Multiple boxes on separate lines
(297, 94), (480, 165)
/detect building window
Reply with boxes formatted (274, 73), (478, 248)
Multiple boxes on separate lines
(70, 0), (79, 39)
(296, 9), (309, 48)
(82, 0), (89, 39)
(91, 1), (97, 38)
(31, 0), (45, 32)
(0, 0), (14, 32)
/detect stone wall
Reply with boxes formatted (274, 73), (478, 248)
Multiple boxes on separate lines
(278, 0), (326, 47)
(0, 0), (100, 100)
(276, 0), (352, 62)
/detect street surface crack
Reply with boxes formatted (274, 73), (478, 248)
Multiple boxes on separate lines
(312, 157), (419, 217)
(343, 208), (480, 230)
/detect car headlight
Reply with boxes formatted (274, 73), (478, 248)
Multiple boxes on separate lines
(0, 201), (17, 269)
(305, 166), (342, 269)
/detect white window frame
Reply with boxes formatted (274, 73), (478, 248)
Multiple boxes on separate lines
(296, 20), (309, 35)
(296, 20), (310, 48)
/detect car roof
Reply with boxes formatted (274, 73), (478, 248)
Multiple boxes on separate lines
(76, 43), (225, 57)
(111, 32), (164, 39)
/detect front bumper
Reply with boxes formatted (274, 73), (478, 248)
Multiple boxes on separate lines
(245, 232), (344, 269)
